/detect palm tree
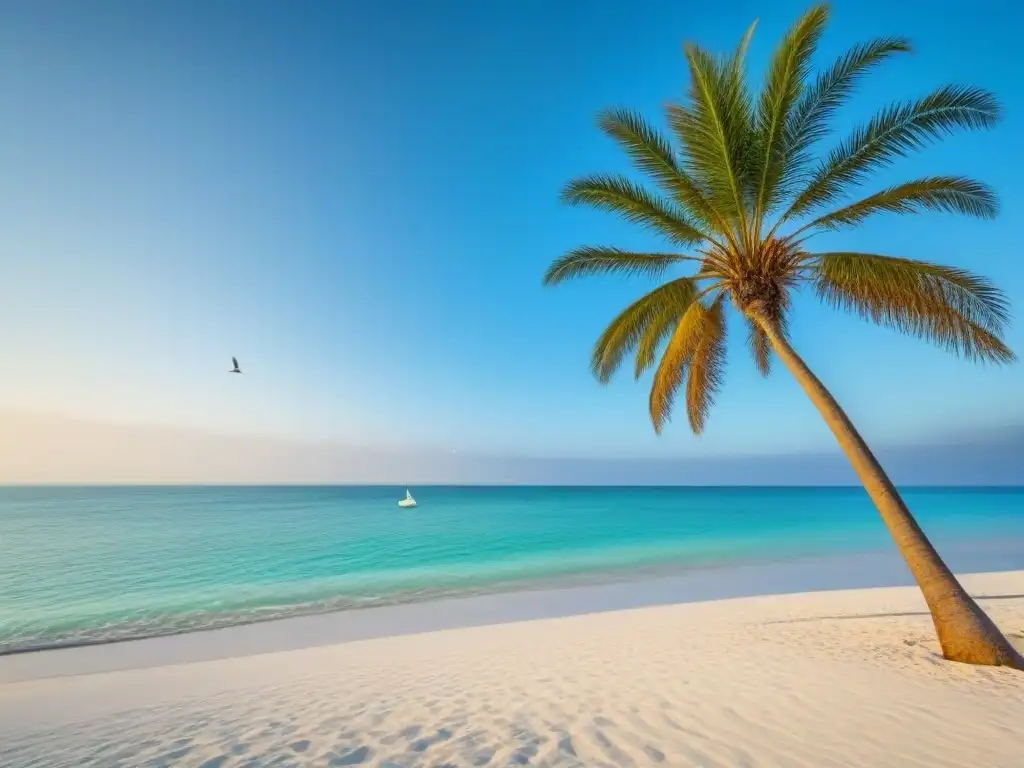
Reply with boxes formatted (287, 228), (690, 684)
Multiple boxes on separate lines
(543, 4), (1021, 668)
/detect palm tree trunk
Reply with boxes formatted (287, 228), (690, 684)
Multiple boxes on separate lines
(756, 318), (1022, 669)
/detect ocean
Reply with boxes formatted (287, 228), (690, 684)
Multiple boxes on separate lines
(1, 485), (1023, 655)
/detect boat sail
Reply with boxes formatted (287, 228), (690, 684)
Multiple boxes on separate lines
(398, 488), (417, 508)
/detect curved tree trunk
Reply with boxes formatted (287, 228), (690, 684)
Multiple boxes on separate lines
(755, 318), (1022, 669)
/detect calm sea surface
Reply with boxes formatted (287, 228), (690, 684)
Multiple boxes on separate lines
(1, 485), (1022, 654)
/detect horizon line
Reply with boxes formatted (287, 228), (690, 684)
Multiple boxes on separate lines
(3, 483), (1022, 489)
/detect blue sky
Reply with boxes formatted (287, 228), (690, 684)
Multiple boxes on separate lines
(0, 0), (1021, 469)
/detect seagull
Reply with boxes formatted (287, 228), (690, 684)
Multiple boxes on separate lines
(230, 357), (242, 374)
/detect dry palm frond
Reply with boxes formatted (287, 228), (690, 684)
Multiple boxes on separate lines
(683, 297), (728, 433)
(649, 299), (709, 433)
(591, 278), (698, 383)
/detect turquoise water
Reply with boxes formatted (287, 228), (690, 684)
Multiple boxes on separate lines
(1, 485), (1023, 654)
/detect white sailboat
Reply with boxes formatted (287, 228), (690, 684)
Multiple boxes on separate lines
(398, 488), (417, 508)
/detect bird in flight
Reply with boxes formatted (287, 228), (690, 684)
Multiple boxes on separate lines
(230, 357), (242, 374)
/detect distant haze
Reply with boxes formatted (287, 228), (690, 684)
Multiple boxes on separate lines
(1, 411), (1020, 486)
(1, 2), (1023, 465)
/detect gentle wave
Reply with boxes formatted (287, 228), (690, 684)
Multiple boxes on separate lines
(0, 545), (791, 654)
(0, 554), (769, 654)
(2, 485), (1023, 654)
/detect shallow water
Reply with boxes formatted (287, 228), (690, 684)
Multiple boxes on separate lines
(2, 485), (1022, 653)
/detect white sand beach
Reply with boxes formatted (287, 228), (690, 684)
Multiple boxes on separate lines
(1, 570), (1022, 768)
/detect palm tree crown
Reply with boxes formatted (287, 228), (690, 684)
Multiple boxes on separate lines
(543, 4), (1014, 436)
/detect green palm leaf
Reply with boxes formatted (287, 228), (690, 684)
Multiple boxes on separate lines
(796, 177), (997, 233)
(812, 252), (1015, 362)
(753, 4), (828, 218)
(591, 277), (698, 383)
(668, 40), (755, 229)
(780, 36), (911, 191)
(562, 175), (706, 246)
(597, 108), (721, 233)
(543, 246), (694, 286)
(785, 86), (1000, 221)
(549, 7), (1014, 442)
(731, 19), (758, 71)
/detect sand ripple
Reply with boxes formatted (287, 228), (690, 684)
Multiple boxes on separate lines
(1, 572), (1022, 767)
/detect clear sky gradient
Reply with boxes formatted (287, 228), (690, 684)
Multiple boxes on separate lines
(0, 0), (1021, 481)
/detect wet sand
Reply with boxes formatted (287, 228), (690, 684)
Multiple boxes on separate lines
(1, 569), (1022, 767)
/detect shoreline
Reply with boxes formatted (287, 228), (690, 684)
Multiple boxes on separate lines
(0, 546), (856, 658)
(1, 546), (864, 658)
(2, 570), (1022, 767)
(6, 485), (1023, 668)
(4, 536), (1022, 665)
(3, 542), (1022, 684)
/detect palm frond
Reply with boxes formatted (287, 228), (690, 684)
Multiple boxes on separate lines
(812, 252), (1015, 362)
(732, 19), (758, 69)
(785, 86), (1000, 221)
(562, 175), (707, 246)
(748, 320), (773, 375)
(649, 299), (705, 434)
(597, 108), (722, 233)
(683, 297), (728, 433)
(668, 41), (755, 229)
(693, 247), (737, 283)
(754, 4), (829, 218)
(591, 278), (698, 383)
(633, 299), (686, 380)
(544, 246), (694, 286)
(795, 176), (997, 234)
(780, 36), (911, 190)
(744, 280), (792, 376)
